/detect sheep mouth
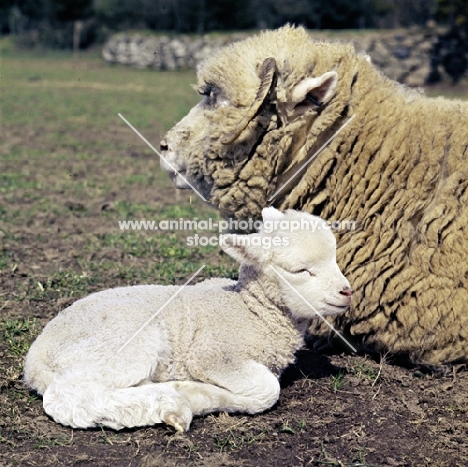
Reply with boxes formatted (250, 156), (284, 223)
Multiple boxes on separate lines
(169, 169), (186, 179)
(169, 170), (191, 189)
(325, 303), (351, 311)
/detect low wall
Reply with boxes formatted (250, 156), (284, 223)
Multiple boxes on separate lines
(102, 28), (450, 87)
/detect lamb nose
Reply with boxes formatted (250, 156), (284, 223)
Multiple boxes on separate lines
(160, 140), (169, 152)
(339, 287), (353, 297)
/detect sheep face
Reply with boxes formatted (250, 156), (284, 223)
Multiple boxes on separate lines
(160, 83), (259, 201)
(222, 208), (352, 320)
(160, 26), (342, 219)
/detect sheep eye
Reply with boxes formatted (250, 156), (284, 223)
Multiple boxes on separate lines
(198, 84), (216, 98)
(196, 84), (222, 108)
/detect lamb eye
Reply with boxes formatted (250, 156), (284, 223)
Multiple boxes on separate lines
(296, 269), (316, 276)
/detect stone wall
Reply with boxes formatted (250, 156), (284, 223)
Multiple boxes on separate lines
(102, 28), (450, 87)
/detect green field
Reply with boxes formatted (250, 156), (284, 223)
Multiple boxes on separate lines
(1, 47), (242, 463)
(2, 45), (468, 467)
(0, 46), (238, 282)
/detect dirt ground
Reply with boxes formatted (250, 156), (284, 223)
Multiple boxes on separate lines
(2, 163), (467, 467)
(1, 53), (468, 466)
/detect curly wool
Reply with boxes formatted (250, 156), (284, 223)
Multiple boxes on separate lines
(164, 26), (468, 365)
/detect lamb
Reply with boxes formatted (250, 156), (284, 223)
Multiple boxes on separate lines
(159, 25), (468, 366)
(23, 207), (352, 431)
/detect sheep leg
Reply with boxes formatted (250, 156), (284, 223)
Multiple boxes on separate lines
(42, 374), (193, 432)
(168, 360), (281, 416)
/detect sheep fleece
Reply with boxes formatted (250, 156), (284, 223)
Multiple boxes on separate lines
(164, 26), (468, 365)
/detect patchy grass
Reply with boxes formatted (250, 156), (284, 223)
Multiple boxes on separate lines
(330, 371), (346, 393)
(346, 356), (383, 386)
(316, 443), (382, 466)
(1, 318), (38, 358)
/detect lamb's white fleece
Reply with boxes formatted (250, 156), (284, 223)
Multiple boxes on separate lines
(24, 208), (351, 432)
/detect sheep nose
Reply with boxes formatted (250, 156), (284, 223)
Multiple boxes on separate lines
(339, 287), (353, 297)
(160, 139), (169, 152)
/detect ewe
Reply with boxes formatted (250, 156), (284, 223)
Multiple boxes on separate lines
(160, 25), (468, 365)
(24, 208), (351, 431)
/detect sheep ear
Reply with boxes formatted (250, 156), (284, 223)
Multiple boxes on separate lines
(291, 71), (338, 109)
(262, 206), (284, 222)
(221, 234), (267, 265)
(222, 57), (277, 145)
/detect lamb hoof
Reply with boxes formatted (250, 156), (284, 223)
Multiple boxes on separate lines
(162, 408), (192, 432)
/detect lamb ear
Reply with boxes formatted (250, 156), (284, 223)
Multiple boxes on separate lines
(220, 234), (267, 265)
(262, 207), (284, 222)
(291, 71), (338, 108)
